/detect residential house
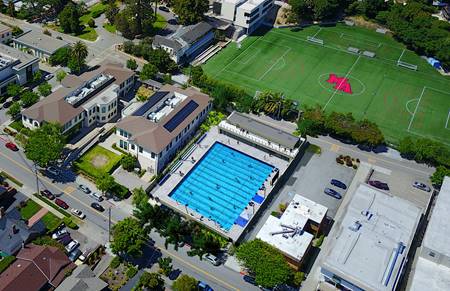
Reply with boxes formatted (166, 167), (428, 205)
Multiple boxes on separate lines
(152, 21), (214, 64)
(55, 265), (108, 291)
(213, 0), (274, 34)
(21, 63), (135, 134)
(0, 43), (39, 96)
(13, 30), (70, 62)
(116, 85), (212, 174)
(0, 24), (12, 44)
(0, 207), (45, 256)
(256, 194), (327, 269)
(0, 244), (76, 291)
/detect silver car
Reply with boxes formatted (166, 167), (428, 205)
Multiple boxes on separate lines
(413, 182), (431, 192)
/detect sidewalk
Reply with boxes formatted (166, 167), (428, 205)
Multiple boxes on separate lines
(20, 185), (65, 219)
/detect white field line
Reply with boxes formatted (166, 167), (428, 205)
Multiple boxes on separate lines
(405, 98), (419, 115)
(312, 27), (322, 38)
(397, 49), (406, 63)
(258, 48), (291, 81)
(323, 55), (361, 110)
(407, 86), (427, 131)
(239, 48), (261, 65)
(445, 110), (450, 130)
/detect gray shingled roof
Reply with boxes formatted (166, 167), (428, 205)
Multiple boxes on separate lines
(226, 112), (300, 150)
(0, 43), (39, 71)
(14, 30), (70, 55)
(180, 21), (213, 45)
(55, 265), (107, 291)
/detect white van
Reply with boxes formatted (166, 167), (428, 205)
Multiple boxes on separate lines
(90, 192), (104, 202)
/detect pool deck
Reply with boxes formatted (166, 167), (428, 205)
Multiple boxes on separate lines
(151, 126), (291, 242)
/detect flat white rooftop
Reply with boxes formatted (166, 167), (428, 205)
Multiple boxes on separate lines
(256, 194), (327, 262)
(409, 256), (450, 291)
(321, 183), (422, 291)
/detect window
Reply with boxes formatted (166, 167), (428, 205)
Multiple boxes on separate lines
(131, 144), (135, 150)
(101, 116), (105, 121)
(429, 252), (436, 257)
(151, 152), (155, 159)
(102, 106), (106, 113)
(139, 146), (143, 153)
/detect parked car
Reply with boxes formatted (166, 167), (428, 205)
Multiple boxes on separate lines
(68, 249), (82, 262)
(52, 228), (68, 240)
(368, 180), (389, 191)
(58, 234), (72, 246)
(330, 179), (347, 189)
(413, 181), (431, 192)
(243, 275), (257, 285)
(11, 95), (20, 101)
(2, 101), (11, 108)
(324, 188), (342, 199)
(71, 208), (86, 219)
(90, 192), (103, 202)
(40, 189), (55, 200)
(204, 254), (220, 266)
(7, 187), (17, 195)
(44, 73), (54, 81)
(55, 198), (69, 209)
(5, 142), (18, 151)
(198, 281), (213, 291)
(47, 166), (60, 176)
(78, 184), (91, 194)
(91, 202), (104, 212)
(65, 240), (80, 253)
(159, 6), (170, 12)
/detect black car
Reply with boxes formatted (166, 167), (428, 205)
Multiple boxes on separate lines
(243, 275), (257, 285)
(331, 179), (347, 189)
(2, 101), (11, 109)
(40, 189), (55, 200)
(11, 95), (20, 102)
(91, 202), (104, 212)
(159, 6), (170, 12)
(368, 180), (389, 191)
(324, 188), (342, 199)
(68, 248), (82, 262)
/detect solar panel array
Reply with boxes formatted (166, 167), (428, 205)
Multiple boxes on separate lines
(132, 91), (169, 116)
(163, 100), (199, 132)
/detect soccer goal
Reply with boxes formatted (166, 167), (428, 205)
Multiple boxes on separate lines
(307, 36), (324, 45)
(397, 61), (418, 71)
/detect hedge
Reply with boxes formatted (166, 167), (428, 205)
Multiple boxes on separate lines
(0, 256), (16, 274)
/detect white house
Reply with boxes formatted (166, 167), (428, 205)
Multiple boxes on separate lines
(0, 24), (12, 44)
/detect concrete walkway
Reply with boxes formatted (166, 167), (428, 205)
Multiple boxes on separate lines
(28, 207), (48, 227)
(20, 185), (65, 219)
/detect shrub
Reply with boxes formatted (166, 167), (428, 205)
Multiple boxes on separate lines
(293, 271), (305, 287)
(110, 256), (121, 268)
(279, 203), (287, 212)
(121, 154), (137, 172)
(88, 18), (96, 28)
(63, 217), (78, 229)
(0, 256), (16, 274)
(271, 211), (280, 217)
(43, 29), (51, 36)
(126, 266), (138, 278)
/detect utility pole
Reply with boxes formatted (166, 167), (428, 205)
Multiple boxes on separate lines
(34, 163), (40, 195)
(108, 207), (112, 242)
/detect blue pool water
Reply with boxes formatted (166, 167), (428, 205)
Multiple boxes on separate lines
(170, 142), (274, 230)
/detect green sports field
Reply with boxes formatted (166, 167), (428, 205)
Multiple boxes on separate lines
(203, 24), (450, 146)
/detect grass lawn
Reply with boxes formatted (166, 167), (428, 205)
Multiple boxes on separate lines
(154, 13), (167, 30)
(203, 24), (450, 146)
(74, 145), (122, 178)
(103, 23), (116, 33)
(20, 200), (42, 220)
(41, 212), (62, 232)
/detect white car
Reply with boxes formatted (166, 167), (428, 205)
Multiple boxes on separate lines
(52, 228), (68, 240)
(71, 208), (86, 219)
(65, 240), (79, 253)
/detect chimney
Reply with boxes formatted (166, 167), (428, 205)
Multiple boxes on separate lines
(12, 224), (18, 234)
(0, 206), (4, 218)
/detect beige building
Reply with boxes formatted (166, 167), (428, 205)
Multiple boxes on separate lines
(0, 24), (12, 44)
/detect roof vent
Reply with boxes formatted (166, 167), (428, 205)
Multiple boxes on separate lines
(349, 221), (362, 232)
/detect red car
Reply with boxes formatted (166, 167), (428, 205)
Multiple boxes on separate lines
(40, 190), (55, 200)
(5, 142), (18, 151)
(55, 198), (69, 209)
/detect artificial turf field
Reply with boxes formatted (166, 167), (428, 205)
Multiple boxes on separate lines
(203, 24), (450, 146)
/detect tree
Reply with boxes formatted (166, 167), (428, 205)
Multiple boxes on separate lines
(136, 272), (164, 290)
(157, 257), (173, 276)
(38, 82), (52, 97)
(25, 123), (65, 167)
(296, 104), (326, 136)
(114, 0), (155, 39)
(132, 187), (148, 207)
(126, 59), (138, 71)
(88, 18), (95, 28)
(6, 102), (21, 117)
(56, 71), (67, 82)
(20, 91), (40, 108)
(140, 63), (158, 80)
(33, 71), (42, 83)
(105, 2), (119, 23)
(59, 3), (82, 34)
(148, 48), (177, 73)
(172, 0), (208, 25)
(69, 41), (89, 74)
(111, 217), (147, 257)
(172, 274), (198, 291)
(236, 239), (292, 288)
(50, 47), (71, 66)
(95, 173), (115, 194)
(351, 119), (384, 147)
(6, 83), (22, 97)
(121, 153), (137, 171)
(8, 0), (14, 16)
(431, 166), (450, 187)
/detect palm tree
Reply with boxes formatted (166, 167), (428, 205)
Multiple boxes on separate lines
(71, 41), (88, 73)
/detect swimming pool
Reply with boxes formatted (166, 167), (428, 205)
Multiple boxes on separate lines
(169, 142), (274, 230)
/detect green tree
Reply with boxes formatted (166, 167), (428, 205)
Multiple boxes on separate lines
(6, 102), (21, 117)
(59, 3), (82, 34)
(132, 187), (148, 207)
(136, 272), (164, 290)
(293, 271), (305, 287)
(126, 59), (138, 71)
(140, 63), (158, 80)
(88, 18), (96, 28)
(172, 274), (198, 291)
(236, 239), (292, 288)
(296, 104), (326, 136)
(114, 0), (155, 38)
(431, 166), (450, 187)
(111, 217), (147, 257)
(56, 71), (67, 82)
(157, 257), (173, 276)
(148, 48), (177, 73)
(105, 2), (119, 23)
(69, 41), (88, 74)
(20, 90), (40, 107)
(8, 0), (14, 16)
(172, 0), (208, 25)
(38, 82), (52, 97)
(33, 71), (42, 83)
(95, 173), (115, 194)
(25, 123), (65, 167)
(351, 119), (384, 147)
(7, 83), (22, 97)
(121, 153), (137, 171)
(50, 47), (71, 66)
